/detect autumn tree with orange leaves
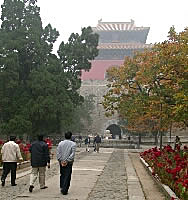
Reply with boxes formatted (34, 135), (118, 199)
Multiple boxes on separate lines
(103, 27), (188, 140)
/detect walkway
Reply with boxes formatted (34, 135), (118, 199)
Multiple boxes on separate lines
(13, 148), (145, 200)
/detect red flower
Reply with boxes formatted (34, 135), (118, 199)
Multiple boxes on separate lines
(140, 144), (188, 198)
(26, 143), (31, 148)
(45, 138), (52, 149)
(167, 159), (172, 165)
(154, 151), (161, 157)
(165, 145), (174, 153)
(16, 139), (21, 144)
(157, 163), (164, 168)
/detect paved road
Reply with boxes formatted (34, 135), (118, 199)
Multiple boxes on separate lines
(9, 148), (145, 200)
(1, 147), (159, 200)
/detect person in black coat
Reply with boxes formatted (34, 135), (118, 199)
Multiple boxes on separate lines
(29, 135), (50, 192)
(94, 134), (101, 153)
(85, 136), (90, 152)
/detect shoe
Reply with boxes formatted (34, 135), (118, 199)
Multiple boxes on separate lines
(40, 186), (48, 189)
(1, 180), (5, 187)
(61, 190), (68, 195)
(11, 183), (17, 186)
(29, 185), (34, 192)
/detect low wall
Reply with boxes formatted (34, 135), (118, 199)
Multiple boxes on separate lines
(140, 157), (180, 200)
(0, 161), (30, 176)
(87, 139), (137, 149)
(85, 136), (188, 149)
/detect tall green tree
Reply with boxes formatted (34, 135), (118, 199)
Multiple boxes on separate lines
(0, 0), (60, 136)
(62, 94), (96, 134)
(0, 0), (99, 137)
(58, 27), (99, 104)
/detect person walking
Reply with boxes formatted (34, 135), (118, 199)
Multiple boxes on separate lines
(78, 134), (82, 147)
(29, 134), (50, 192)
(85, 136), (90, 152)
(1, 135), (23, 187)
(56, 131), (76, 195)
(93, 135), (96, 152)
(174, 136), (182, 150)
(95, 134), (101, 153)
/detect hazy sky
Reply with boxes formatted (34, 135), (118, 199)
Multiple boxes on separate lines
(1, 0), (188, 52)
(37, 0), (188, 52)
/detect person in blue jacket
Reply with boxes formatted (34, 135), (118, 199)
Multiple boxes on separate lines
(56, 131), (76, 195)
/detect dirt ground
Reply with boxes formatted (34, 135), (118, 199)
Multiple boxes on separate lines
(129, 152), (166, 200)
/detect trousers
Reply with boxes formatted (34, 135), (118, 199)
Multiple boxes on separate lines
(60, 162), (73, 194)
(96, 143), (100, 152)
(29, 166), (46, 188)
(1, 162), (17, 185)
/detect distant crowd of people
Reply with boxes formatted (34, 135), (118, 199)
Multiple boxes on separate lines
(84, 134), (102, 152)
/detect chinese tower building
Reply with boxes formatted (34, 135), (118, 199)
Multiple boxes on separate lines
(81, 19), (152, 80)
(80, 20), (152, 137)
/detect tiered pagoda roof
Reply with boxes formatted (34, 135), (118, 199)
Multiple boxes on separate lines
(81, 20), (152, 80)
(92, 19), (149, 32)
(92, 19), (151, 49)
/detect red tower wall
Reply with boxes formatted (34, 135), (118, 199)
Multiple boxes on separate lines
(81, 60), (124, 81)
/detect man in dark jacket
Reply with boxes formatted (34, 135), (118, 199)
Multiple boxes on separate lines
(94, 134), (101, 153)
(85, 136), (90, 152)
(29, 135), (50, 192)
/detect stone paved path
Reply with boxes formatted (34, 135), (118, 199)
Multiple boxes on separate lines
(0, 147), (166, 200)
(87, 149), (128, 200)
(0, 148), (86, 200)
(0, 161), (59, 200)
(129, 152), (166, 200)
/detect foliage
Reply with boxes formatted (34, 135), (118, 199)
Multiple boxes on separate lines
(140, 145), (188, 200)
(102, 26), (188, 133)
(0, 0), (99, 137)
(67, 94), (96, 133)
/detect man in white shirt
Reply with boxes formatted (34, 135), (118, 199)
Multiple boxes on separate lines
(56, 131), (76, 195)
(1, 136), (23, 186)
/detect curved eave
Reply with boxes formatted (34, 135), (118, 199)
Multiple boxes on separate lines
(97, 43), (153, 50)
(92, 26), (150, 32)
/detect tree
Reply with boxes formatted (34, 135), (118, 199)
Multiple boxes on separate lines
(0, 0), (99, 137)
(103, 27), (188, 143)
(64, 94), (96, 133)
(156, 27), (188, 127)
(56, 26), (99, 133)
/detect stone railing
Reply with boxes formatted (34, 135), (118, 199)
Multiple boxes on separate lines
(95, 139), (136, 149)
(140, 157), (180, 200)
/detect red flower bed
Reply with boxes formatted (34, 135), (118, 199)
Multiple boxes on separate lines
(44, 138), (52, 150)
(0, 139), (31, 166)
(0, 137), (53, 167)
(140, 145), (188, 200)
(17, 141), (31, 161)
